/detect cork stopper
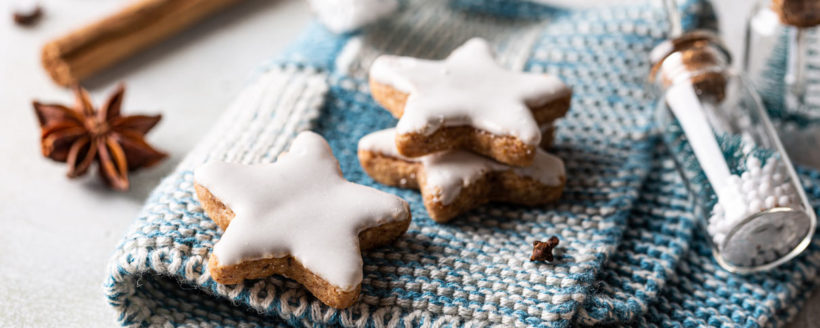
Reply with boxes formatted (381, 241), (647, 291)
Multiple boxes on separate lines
(772, 0), (820, 28)
(650, 30), (731, 102)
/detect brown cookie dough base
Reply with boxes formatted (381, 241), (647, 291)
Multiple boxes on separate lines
(395, 128), (539, 167)
(540, 123), (556, 150)
(194, 183), (411, 309)
(369, 80), (571, 167)
(358, 150), (565, 223)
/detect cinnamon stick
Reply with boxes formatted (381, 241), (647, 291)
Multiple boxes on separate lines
(41, 0), (243, 87)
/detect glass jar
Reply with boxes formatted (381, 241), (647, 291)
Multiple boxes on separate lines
(651, 31), (816, 273)
(744, 0), (820, 120)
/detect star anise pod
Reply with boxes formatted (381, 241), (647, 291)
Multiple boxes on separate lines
(530, 236), (559, 262)
(33, 84), (167, 191)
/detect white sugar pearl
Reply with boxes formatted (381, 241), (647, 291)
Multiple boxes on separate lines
(742, 180), (755, 192)
(764, 196), (776, 209)
(758, 182), (771, 195)
(769, 176), (780, 187)
(764, 162), (775, 174)
(708, 155), (803, 254)
(750, 165), (761, 175)
(749, 199), (762, 212)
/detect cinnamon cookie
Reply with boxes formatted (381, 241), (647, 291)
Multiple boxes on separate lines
(358, 128), (565, 222)
(194, 131), (411, 309)
(368, 37), (571, 167)
(540, 122), (556, 150)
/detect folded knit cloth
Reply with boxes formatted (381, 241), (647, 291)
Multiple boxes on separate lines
(104, 0), (820, 326)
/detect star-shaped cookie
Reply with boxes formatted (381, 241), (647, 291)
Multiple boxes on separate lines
(194, 131), (411, 309)
(358, 128), (565, 222)
(369, 37), (571, 167)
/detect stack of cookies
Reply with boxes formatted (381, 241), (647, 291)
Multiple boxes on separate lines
(358, 37), (572, 223)
(191, 37), (574, 309)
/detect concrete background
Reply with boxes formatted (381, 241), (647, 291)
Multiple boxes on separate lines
(0, 0), (816, 326)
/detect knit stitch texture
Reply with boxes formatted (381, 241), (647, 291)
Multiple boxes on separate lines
(104, 0), (820, 327)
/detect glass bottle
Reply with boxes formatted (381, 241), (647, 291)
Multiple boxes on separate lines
(744, 0), (820, 120)
(650, 31), (816, 273)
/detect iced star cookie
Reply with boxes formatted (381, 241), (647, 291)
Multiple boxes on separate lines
(193, 131), (411, 309)
(539, 122), (556, 150)
(358, 128), (565, 222)
(369, 37), (572, 167)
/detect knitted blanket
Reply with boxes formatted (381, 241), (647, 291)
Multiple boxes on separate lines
(104, 0), (820, 326)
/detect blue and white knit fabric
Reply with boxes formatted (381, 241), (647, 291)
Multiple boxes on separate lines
(104, 0), (820, 326)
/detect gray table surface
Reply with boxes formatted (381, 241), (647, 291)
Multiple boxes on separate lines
(0, 0), (816, 326)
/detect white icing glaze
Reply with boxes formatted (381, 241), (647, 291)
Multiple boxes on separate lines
(306, 0), (399, 34)
(358, 128), (565, 204)
(369, 38), (571, 146)
(195, 131), (410, 291)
